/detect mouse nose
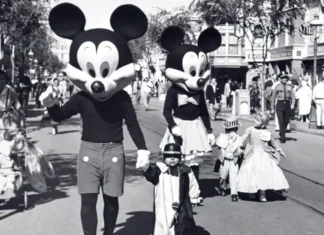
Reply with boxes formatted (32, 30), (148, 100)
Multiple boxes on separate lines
(91, 81), (104, 93)
(197, 78), (205, 87)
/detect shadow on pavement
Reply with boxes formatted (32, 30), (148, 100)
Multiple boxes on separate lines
(124, 151), (161, 183)
(106, 211), (211, 235)
(111, 211), (153, 235)
(199, 179), (220, 198)
(239, 190), (287, 202)
(26, 118), (82, 132)
(46, 153), (78, 191)
(0, 153), (77, 220)
(26, 109), (45, 118)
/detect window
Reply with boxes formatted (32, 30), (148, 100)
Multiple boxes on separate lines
(215, 34), (226, 55)
(228, 34), (239, 54)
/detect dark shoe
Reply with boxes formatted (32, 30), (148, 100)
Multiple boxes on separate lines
(220, 189), (226, 197)
(317, 126), (321, 129)
(231, 195), (239, 202)
(280, 140), (286, 144)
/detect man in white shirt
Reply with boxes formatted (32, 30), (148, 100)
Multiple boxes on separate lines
(224, 78), (232, 108)
(313, 78), (324, 129)
(141, 77), (154, 111)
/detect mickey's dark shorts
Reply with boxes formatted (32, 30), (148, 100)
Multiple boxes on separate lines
(77, 141), (125, 197)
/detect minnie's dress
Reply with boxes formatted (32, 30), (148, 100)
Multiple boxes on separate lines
(159, 86), (212, 165)
(237, 126), (289, 193)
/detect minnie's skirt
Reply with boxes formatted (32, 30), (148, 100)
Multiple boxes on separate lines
(159, 117), (212, 166)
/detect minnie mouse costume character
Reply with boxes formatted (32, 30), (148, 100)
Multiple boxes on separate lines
(159, 26), (222, 180)
(39, 3), (149, 235)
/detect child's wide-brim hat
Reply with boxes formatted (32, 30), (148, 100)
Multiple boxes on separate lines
(222, 116), (241, 129)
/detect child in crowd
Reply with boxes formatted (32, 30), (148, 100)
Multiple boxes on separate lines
(142, 143), (202, 235)
(237, 111), (289, 202)
(215, 116), (243, 202)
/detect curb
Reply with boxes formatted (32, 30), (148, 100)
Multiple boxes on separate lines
(219, 113), (324, 138)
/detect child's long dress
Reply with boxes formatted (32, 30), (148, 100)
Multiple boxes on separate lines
(237, 126), (289, 193)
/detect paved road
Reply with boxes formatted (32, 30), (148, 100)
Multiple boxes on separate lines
(0, 98), (323, 235)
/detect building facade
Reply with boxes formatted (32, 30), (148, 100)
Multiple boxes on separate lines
(211, 23), (248, 92)
(51, 35), (70, 65)
(302, 0), (324, 84)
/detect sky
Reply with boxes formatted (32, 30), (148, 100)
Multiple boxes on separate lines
(51, 0), (193, 30)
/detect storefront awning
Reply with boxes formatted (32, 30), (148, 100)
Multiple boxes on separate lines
(303, 55), (324, 61)
(212, 65), (247, 68)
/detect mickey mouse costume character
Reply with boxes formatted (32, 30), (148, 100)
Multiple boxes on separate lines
(159, 26), (222, 180)
(39, 3), (149, 235)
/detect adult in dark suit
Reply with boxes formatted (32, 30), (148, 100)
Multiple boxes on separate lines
(206, 78), (222, 121)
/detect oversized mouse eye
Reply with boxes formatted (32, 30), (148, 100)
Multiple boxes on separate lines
(199, 69), (205, 77)
(189, 66), (196, 77)
(86, 62), (96, 78)
(100, 62), (110, 78)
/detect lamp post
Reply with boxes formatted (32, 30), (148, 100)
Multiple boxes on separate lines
(308, 13), (323, 129)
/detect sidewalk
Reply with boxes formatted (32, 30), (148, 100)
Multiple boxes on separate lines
(219, 107), (324, 137)
(152, 97), (324, 138)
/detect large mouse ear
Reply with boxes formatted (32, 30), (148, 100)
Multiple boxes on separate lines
(159, 26), (185, 52)
(110, 5), (148, 41)
(198, 27), (222, 53)
(49, 3), (86, 39)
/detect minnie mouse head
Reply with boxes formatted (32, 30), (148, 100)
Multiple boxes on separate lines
(160, 26), (222, 94)
(48, 3), (148, 101)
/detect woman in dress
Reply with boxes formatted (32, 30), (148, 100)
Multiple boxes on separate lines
(237, 111), (289, 202)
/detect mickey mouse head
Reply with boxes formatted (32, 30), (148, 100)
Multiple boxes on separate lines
(160, 26), (222, 94)
(49, 3), (148, 101)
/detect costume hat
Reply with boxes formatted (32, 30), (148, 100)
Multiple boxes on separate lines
(222, 115), (241, 129)
(163, 143), (182, 159)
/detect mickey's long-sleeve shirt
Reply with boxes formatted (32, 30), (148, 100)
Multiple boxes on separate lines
(47, 90), (147, 149)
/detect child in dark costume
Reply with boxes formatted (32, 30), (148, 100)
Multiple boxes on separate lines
(143, 143), (202, 235)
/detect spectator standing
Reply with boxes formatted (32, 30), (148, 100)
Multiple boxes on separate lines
(295, 80), (312, 122)
(19, 69), (32, 115)
(271, 74), (295, 143)
(141, 77), (154, 111)
(224, 78), (232, 108)
(132, 76), (141, 104)
(206, 78), (222, 121)
(313, 78), (324, 129)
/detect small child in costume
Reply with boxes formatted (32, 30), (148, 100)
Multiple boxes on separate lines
(237, 111), (289, 202)
(142, 143), (202, 235)
(215, 116), (243, 202)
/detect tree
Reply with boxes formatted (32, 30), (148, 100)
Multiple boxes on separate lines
(192, 0), (306, 111)
(0, 0), (64, 75)
(128, 6), (201, 64)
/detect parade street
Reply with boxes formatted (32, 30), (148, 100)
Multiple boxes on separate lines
(0, 98), (324, 235)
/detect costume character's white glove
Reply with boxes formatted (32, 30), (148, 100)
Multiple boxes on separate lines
(207, 133), (216, 146)
(171, 126), (182, 137)
(136, 150), (150, 170)
(39, 86), (59, 108)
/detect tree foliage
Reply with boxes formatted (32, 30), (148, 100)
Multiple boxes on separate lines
(0, 0), (64, 74)
(192, 0), (306, 54)
(128, 6), (201, 61)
